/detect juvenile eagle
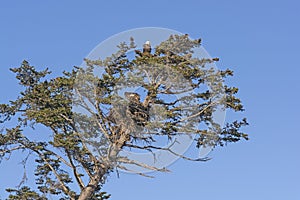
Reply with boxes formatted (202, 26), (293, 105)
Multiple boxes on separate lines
(125, 92), (140, 103)
(124, 92), (149, 126)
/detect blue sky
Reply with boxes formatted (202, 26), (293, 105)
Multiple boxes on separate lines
(0, 1), (299, 199)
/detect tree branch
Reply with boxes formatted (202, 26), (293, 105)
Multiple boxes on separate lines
(179, 101), (218, 122)
(125, 143), (210, 162)
(117, 156), (170, 172)
(66, 150), (85, 191)
(116, 165), (154, 178)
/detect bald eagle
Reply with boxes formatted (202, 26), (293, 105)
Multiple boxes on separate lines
(134, 41), (152, 57)
(125, 92), (140, 103)
(124, 92), (149, 126)
(143, 41), (151, 54)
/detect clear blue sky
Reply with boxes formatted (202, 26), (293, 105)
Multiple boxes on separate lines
(0, 1), (299, 199)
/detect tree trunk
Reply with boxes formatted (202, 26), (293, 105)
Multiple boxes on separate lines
(78, 177), (99, 200)
(78, 129), (129, 199)
(78, 167), (106, 200)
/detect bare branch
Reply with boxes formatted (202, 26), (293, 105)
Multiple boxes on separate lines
(117, 157), (170, 172)
(74, 88), (111, 140)
(125, 143), (210, 162)
(116, 165), (154, 178)
(0, 145), (25, 155)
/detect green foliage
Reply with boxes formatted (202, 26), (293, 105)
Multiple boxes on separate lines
(6, 186), (47, 200)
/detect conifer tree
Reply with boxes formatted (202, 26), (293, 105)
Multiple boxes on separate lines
(0, 35), (248, 199)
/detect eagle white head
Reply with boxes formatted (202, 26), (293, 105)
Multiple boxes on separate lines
(143, 41), (152, 54)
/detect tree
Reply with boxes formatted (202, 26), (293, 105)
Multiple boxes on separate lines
(0, 34), (248, 199)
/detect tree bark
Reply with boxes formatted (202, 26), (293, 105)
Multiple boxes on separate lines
(78, 168), (104, 200)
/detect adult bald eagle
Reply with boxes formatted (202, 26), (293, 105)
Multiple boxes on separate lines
(143, 41), (151, 54)
(134, 41), (152, 57)
(124, 92), (149, 126)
